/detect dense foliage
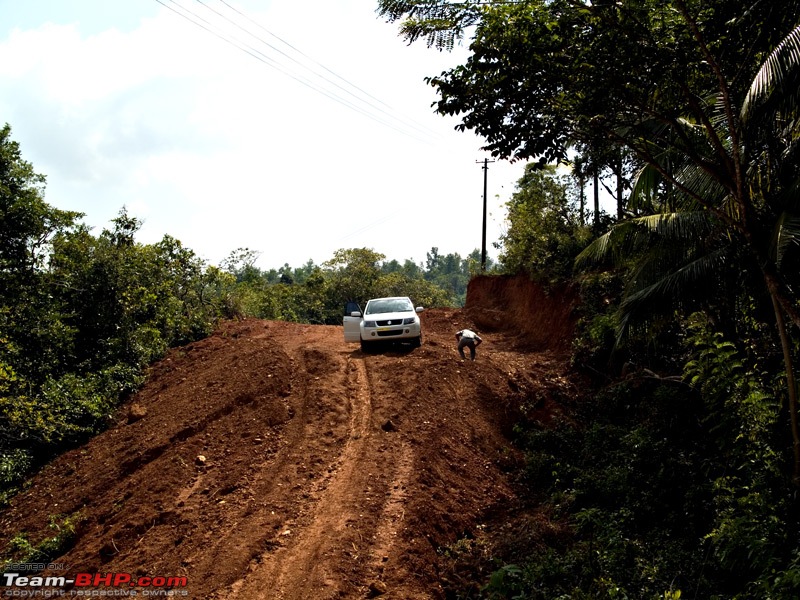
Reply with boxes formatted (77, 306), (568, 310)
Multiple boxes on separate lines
(0, 125), (243, 504)
(380, 0), (800, 597)
(220, 245), (491, 324)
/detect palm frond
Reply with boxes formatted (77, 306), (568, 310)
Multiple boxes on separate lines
(575, 211), (721, 271)
(574, 228), (620, 268)
(671, 161), (729, 209)
(629, 164), (661, 213)
(742, 24), (800, 124)
(616, 246), (731, 344)
(775, 211), (800, 269)
(638, 211), (721, 240)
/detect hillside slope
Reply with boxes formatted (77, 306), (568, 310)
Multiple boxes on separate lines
(0, 276), (578, 599)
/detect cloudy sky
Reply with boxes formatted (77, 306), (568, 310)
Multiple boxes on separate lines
(0, 0), (532, 270)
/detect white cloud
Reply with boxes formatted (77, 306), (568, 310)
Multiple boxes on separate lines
(0, 0), (528, 268)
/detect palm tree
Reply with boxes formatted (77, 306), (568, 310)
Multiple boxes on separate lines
(577, 23), (800, 483)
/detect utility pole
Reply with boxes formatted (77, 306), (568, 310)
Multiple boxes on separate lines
(476, 158), (495, 271)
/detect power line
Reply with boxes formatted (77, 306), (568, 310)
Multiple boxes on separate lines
(211, 0), (438, 141)
(339, 214), (395, 242)
(156, 0), (402, 132)
(155, 0), (441, 143)
(195, 0), (382, 113)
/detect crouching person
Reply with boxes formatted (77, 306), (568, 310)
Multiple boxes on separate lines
(455, 329), (482, 361)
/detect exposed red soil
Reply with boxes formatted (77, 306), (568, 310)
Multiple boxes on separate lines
(0, 275), (579, 599)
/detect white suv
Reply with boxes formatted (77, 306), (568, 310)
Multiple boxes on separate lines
(343, 296), (423, 351)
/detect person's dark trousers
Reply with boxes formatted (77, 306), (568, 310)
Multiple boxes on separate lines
(458, 337), (476, 360)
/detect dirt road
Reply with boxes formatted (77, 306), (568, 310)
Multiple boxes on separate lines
(0, 278), (577, 599)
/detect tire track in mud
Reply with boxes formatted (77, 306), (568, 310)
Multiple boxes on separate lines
(172, 335), (331, 592)
(368, 439), (413, 571)
(224, 351), (375, 599)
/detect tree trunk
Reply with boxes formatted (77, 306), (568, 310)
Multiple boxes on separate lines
(771, 292), (800, 486)
(593, 168), (600, 226)
(616, 152), (624, 220)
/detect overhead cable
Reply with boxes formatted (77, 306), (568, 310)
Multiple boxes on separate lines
(156, 0), (442, 143)
(212, 0), (438, 140)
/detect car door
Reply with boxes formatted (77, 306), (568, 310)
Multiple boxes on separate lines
(343, 301), (362, 342)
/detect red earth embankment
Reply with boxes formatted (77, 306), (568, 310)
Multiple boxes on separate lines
(465, 274), (579, 352)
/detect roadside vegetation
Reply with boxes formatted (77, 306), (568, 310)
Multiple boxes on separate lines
(375, 0), (800, 597)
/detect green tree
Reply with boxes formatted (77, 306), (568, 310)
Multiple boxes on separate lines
(575, 23), (800, 481)
(323, 248), (386, 306)
(0, 124), (83, 385)
(291, 259), (319, 285)
(499, 164), (592, 283)
(316, 247), (455, 316)
(380, 2), (800, 593)
(0, 127), (234, 499)
(380, 0), (800, 318)
(0, 125), (81, 282)
(221, 247), (262, 284)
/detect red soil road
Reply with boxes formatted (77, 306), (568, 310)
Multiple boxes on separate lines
(0, 276), (578, 599)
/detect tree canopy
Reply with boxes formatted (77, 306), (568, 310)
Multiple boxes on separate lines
(499, 164), (592, 283)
